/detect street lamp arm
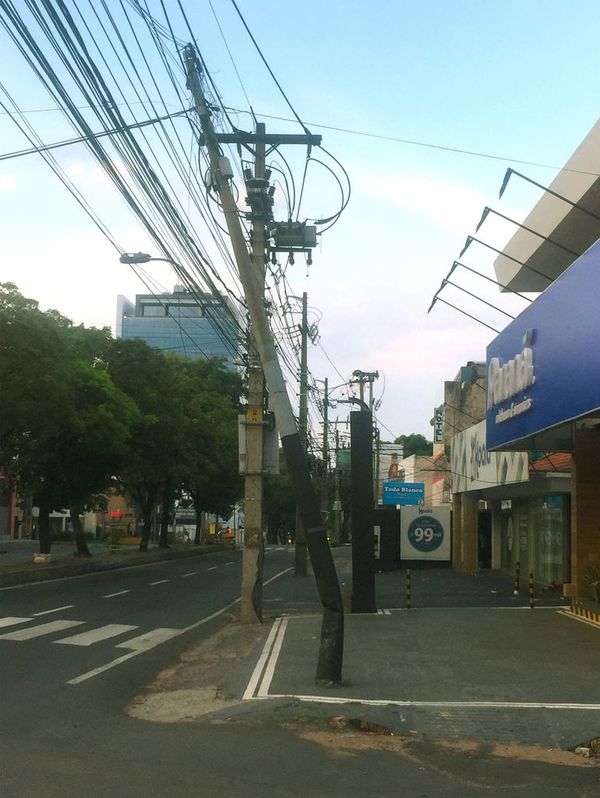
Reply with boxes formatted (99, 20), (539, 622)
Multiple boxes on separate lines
(120, 252), (181, 267)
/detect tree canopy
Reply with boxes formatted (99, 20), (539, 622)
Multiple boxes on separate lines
(393, 433), (433, 457)
(0, 283), (243, 554)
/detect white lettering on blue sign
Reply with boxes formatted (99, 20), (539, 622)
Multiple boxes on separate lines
(487, 346), (535, 411)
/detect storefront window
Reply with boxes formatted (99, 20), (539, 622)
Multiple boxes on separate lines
(532, 496), (567, 586)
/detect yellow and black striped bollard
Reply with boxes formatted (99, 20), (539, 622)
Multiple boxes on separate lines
(528, 570), (535, 609)
(406, 568), (412, 610)
(513, 561), (520, 596)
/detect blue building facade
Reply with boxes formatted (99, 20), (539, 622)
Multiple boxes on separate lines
(116, 287), (242, 367)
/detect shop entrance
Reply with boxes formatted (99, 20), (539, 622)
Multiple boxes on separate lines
(478, 509), (492, 568)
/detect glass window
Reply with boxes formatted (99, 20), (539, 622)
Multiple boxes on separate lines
(167, 304), (202, 318)
(141, 304), (165, 317)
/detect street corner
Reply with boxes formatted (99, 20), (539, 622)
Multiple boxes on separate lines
(126, 613), (278, 724)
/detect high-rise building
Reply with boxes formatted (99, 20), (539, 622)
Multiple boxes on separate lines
(116, 285), (242, 367)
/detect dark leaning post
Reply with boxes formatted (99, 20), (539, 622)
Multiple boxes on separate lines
(350, 407), (377, 614)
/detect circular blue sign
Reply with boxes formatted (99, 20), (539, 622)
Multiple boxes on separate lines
(407, 515), (444, 552)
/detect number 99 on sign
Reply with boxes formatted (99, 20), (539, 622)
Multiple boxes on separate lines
(413, 526), (434, 543)
(407, 516), (444, 552)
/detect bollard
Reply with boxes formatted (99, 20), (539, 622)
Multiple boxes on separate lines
(528, 570), (535, 609)
(406, 568), (412, 610)
(513, 561), (520, 596)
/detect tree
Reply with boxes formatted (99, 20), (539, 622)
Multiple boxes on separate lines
(393, 433), (433, 457)
(178, 358), (243, 544)
(0, 284), (139, 554)
(107, 338), (189, 551)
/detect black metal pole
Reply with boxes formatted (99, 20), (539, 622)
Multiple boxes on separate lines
(350, 409), (376, 613)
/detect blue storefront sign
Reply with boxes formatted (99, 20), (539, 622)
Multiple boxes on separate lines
(382, 482), (424, 506)
(486, 238), (600, 450)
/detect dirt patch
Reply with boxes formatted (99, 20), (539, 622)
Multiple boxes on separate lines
(127, 614), (269, 722)
(283, 717), (597, 769)
(491, 742), (593, 768)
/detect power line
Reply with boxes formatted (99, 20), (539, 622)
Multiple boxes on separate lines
(225, 107), (600, 177)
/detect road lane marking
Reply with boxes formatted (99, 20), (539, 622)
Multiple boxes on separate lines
(54, 624), (138, 647)
(182, 572), (197, 578)
(0, 617), (31, 628)
(33, 605), (74, 616)
(149, 579), (169, 586)
(257, 618), (288, 697)
(116, 628), (180, 651)
(243, 618), (282, 701)
(206, 566), (217, 571)
(67, 566), (293, 685)
(225, 562), (234, 566)
(103, 590), (130, 598)
(259, 695), (600, 711)
(0, 620), (84, 641)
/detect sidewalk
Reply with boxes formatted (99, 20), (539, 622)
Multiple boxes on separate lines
(225, 549), (599, 752)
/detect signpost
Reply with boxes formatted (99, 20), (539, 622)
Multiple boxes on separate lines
(382, 482), (424, 506)
(400, 506), (451, 561)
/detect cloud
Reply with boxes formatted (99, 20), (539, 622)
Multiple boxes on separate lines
(0, 174), (15, 191)
(353, 167), (486, 234)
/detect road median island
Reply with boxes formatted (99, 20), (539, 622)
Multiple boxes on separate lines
(0, 543), (234, 588)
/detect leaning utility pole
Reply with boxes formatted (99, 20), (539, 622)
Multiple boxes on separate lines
(184, 45), (344, 682)
(240, 124), (267, 623)
(294, 291), (308, 577)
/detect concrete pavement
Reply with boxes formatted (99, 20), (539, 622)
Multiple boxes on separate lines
(216, 549), (599, 755)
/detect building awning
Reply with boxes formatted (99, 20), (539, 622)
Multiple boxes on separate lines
(493, 119), (600, 292)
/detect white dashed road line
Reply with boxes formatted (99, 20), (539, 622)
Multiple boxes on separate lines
(103, 590), (130, 599)
(149, 579), (169, 586)
(182, 572), (197, 578)
(206, 566), (217, 571)
(34, 605), (74, 616)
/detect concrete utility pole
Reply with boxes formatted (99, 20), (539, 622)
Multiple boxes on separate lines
(295, 291), (309, 577)
(184, 45), (344, 683)
(240, 125), (267, 623)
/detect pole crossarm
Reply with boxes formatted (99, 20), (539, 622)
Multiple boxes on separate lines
(198, 132), (322, 146)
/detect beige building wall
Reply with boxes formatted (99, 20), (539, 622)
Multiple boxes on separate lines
(566, 427), (600, 598)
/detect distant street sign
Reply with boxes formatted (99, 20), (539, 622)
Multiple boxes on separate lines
(382, 482), (424, 506)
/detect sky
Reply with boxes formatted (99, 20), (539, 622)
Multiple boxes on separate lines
(1, 0), (599, 445)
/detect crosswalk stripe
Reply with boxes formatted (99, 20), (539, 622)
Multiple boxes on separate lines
(0, 617), (31, 629)
(0, 620), (84, 641)
(54, 624), (138, 647)
(116, 628), (180, 651)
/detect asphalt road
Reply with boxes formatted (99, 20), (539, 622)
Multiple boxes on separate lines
(1, 547), (598, 797)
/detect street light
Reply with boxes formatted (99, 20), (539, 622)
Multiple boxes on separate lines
(119, 252), (177, 266)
